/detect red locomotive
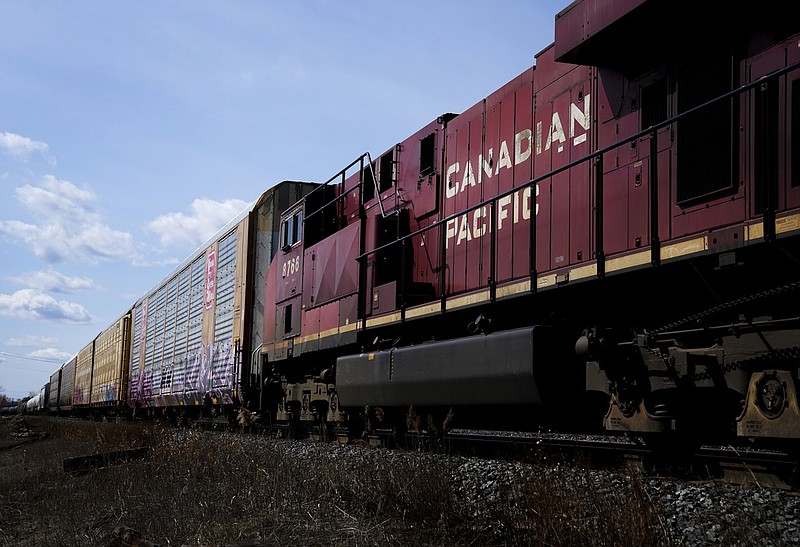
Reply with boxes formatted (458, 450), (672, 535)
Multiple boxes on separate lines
(258, 0), (800, 444)
(39, 0), (800, 449)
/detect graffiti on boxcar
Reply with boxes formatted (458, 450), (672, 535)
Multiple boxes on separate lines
(128, 337), (237, 408)
(98, 380), (117, 402)
(204, 249), (217, 311)
(73, 386), (85, 406)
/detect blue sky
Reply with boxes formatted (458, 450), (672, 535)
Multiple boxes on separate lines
(0, 1), (565, 400)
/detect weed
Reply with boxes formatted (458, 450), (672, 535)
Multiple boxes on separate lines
(0, 416), (675, 546)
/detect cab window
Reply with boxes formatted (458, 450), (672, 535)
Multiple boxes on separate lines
(281, 210), (303, 251)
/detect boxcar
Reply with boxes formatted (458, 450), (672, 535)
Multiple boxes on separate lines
(127, 181), (317, 419)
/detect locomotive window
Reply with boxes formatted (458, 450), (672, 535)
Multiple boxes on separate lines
(281, 218), (291, 249)
(291, 210), (302, 243)
(280, 210), (303, 250)
(284, 304), (293, 335)
(379, 150), (394, 193)
(420, 132), (435, 175)
(362, 162), (376, 202)
(641, 78), (669, 129)
(675, 57), (736, 204)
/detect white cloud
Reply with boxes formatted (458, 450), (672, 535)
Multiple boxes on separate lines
(0, 176), (137, 264)
(0, 289), (93, 324)
(9, 269), (94, 294)
(0, 132), (53, 163)
(148, 197), (249, 248)
(15, 175), (95, 215)
(4, 335), (58, 347)
(29, 348), (72, 361)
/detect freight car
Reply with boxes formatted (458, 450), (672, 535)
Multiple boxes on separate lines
(70, 313), (131, 417)
(24, 383), (48, 414)
(125, 181), (316, 422)
(55, 355), (76, 415)
(46, 181), (317, 422)
(36, 0), (800, 451)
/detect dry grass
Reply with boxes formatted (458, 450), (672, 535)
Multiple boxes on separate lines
(0, 415), (671, 546)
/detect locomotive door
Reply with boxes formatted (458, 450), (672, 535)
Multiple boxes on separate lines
(746, 47), (798, 220)
(369, 210), (412, 314)
(540, 85), (591, 270)
(276, 206), (304, 343)
(787, 42), (800, 209)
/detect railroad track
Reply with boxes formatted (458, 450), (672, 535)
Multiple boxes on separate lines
(437, 428), (800, 490)
(36, 412), (800, 490)
(195, 416), (800, 490)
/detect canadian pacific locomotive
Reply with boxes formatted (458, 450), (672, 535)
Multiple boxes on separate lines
(36, 0), (800, 449)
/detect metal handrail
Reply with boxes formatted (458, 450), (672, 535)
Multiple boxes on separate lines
(303, 150), (395, 222)
(355, 59), (800, 304)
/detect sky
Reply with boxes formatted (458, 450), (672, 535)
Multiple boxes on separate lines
(0, 0), (567, 400)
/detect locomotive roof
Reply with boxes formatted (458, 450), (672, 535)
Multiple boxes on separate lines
(554, 0), (795, 75)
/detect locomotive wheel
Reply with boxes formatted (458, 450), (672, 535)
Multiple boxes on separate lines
(613, 377), (643, 418)
(756, 374), (788, 419)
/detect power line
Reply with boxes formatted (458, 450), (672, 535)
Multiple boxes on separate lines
(0, 351), (64, 364)
(0, 362), (55, 373)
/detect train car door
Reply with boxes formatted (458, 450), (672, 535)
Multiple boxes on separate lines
(275, 205), (304, 354)
(787, 38), (800, 210)
(747, 44), (797, 221)
(534, 45), (591, 272)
